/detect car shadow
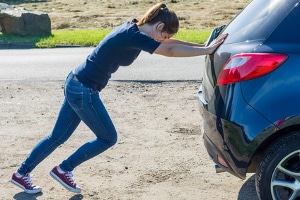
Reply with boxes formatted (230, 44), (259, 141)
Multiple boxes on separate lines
(237, 174), (259, 200)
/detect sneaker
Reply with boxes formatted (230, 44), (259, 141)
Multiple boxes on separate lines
(11, 172), (42, 194)
(50, 166), (81, 193)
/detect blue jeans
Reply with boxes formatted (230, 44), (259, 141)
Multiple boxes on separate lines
(18, 72), (117, 175)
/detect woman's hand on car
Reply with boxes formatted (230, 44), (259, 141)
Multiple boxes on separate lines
(207, 33), (228, 54)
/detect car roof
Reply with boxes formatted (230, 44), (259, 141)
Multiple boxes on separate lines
(223, 0), (300, 44)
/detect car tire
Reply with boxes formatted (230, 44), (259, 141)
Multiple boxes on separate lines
(255, 131), (300, 200)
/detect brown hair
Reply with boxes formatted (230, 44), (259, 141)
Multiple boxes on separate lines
(136, 3), (179, 34)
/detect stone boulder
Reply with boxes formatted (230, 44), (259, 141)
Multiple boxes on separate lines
(0, 3), (51, 36)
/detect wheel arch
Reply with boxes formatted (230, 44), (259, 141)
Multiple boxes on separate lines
(247, 125), (300, 173)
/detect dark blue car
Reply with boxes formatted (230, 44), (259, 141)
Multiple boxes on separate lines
(198, 0), (300, 199)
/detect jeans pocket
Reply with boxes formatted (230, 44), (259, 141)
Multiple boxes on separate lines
(66, 86), (84, 110)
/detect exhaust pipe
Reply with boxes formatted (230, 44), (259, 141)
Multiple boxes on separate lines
(215, 165), (226, 173)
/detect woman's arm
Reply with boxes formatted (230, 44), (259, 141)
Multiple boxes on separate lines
(154, 33), (227, 57)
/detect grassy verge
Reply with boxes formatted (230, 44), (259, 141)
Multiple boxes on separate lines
(0, 29), (210, 48)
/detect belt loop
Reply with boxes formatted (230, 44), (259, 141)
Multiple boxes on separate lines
(71, 70), (79, 82)
(73, 75), (79, 82)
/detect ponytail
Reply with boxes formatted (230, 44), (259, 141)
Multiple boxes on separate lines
(137, 3), (179, 34)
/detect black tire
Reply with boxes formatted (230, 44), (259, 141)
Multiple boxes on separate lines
(255, 131), (300, 200)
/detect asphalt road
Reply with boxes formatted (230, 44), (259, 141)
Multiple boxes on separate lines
(0, 47), (204, 81)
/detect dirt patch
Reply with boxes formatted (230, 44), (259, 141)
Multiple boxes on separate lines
(15, 0), (251, 30)
(1, 80), (258, 199)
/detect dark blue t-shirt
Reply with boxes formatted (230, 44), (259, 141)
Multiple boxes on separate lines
(73, 20), (161, 91)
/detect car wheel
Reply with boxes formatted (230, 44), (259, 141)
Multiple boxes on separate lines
(256, 131), (300, 200)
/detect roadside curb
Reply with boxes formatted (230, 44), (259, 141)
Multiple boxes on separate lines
(0, 42), (83, 49)
(0, 42), (35, 49)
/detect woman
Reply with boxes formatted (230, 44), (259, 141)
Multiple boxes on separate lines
(11, 2), (227, 194)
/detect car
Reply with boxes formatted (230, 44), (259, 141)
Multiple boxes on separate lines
(198, 0), (300, 199)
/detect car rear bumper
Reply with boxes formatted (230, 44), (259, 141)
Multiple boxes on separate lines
(200, 117), (248, 179)
(198, 88), (248, 179)
(198, 78), (282, 180)
(203, 133), (240, 176)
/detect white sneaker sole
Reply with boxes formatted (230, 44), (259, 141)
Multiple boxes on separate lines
(11, 179), (42, 194)
(50, 171), (81, 193)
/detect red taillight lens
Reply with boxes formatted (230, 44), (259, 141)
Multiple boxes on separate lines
(217, 53), (288, 85)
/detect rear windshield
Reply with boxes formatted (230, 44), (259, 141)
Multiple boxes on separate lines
(223, 0), (299, 44)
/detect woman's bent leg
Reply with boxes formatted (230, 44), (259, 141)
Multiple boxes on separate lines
(18, 99), (81, 175)
(60, 90), (117, 172)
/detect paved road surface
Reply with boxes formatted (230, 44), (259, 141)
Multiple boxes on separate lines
(0, 47), (204, 81)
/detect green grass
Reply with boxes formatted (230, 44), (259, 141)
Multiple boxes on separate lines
(36, 30), (112, 48)
(0, 29), (210, 48)
(175, 29), (210, 44)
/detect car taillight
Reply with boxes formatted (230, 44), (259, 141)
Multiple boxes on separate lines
(217, 53), (288, 85)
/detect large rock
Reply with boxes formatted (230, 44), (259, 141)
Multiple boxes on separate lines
(0, 3), (51, 36)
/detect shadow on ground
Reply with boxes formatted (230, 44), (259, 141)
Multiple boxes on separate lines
(13, 192), (43, 200)
(13, 192), (83, 200)
(238, 174), (259, 200)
